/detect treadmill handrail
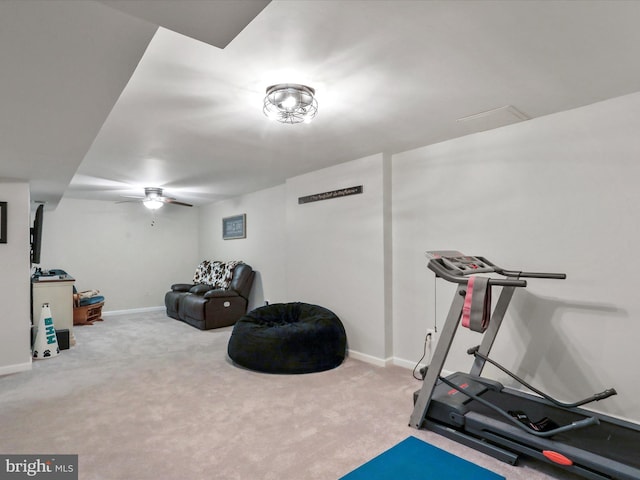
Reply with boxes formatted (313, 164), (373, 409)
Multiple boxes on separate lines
(467, 346), (617, 408)
(438, 375), (600, 438)
(467, 256), (567, 280)
(428, 259), (527, 287)
(497, 269), (567, 280)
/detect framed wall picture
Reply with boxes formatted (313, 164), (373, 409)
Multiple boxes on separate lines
(0, 202), (6, 243)
(222, 214), (246, 240)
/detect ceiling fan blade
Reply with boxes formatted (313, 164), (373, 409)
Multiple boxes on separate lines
(115, 199), (143, 204)
(163, 198), (193, 207)
(120, 195), (145, 199)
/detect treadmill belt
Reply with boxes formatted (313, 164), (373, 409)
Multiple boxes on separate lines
(471, 390), (640, 469)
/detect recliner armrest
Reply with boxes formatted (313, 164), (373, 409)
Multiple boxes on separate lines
(171, 283), (194, 292)
(189, 284), (215, 295)
(204, 289), (240, 299)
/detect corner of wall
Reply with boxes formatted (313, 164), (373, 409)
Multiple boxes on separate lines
(383, 152), (393, 359)
(0, 182), (32, 373)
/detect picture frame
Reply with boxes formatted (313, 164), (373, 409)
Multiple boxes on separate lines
(222, 214), (246, 240)
(0, 202), (6, 243)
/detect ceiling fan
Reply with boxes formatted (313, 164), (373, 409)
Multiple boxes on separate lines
(119, 187), (193, 209)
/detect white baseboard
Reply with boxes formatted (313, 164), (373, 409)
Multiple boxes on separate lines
(347, 349), (393, 367)
(347, 351), (436, 370)
(392, 356), (425, 370)
(0, 360), (32, 377)
(353, 354), (453, 379)
(102, 306), (165, 317)
(346, 352), (423, 371)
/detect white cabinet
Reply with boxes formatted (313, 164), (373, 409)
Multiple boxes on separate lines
(32, 276), (76, 346)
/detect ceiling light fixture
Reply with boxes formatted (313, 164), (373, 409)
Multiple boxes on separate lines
(143, 188), (164, 210)
(263, 84), (318, 124)
(143, 198), (164, 210)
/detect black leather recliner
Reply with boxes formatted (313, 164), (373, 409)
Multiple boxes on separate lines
(165, 263), (255, 330)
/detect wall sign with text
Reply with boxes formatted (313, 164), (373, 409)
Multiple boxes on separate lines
(298, 185), (363, 205)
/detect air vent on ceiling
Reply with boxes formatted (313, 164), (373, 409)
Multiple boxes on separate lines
(456, 105), (530, 134)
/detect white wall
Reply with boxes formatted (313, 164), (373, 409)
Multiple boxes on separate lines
(197, 155), (391, 363)
(392, 91), (640, 421)
(19, 90), (640, 422)
(0, 181), (32, 375)
(198, 185), (287, 310)
(286, 154), (390, 363)
(43, 198), (199, 311)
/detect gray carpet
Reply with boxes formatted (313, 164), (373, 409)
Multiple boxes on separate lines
(0, 311), (581, 479)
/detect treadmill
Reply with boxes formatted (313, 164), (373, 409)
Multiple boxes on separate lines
(409, 251), (640, 480)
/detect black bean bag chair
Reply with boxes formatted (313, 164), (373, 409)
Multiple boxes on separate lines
(227, 302), (347, 374)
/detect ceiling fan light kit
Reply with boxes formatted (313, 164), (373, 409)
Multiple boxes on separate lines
(263, 84), (318, 124)
(143, 199), (164, 210)
(143, 187), (165, 209)
(120, 187), (193, 209)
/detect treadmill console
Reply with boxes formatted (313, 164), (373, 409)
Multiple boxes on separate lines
(426, 250), (495, 275)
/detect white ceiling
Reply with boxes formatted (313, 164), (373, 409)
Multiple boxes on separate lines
(3, 0), (640, 209)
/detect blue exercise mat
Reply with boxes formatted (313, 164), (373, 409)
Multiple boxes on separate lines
(339, 436), (504, 480)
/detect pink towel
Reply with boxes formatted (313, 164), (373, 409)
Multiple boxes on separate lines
(461, 276), (491, 333)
